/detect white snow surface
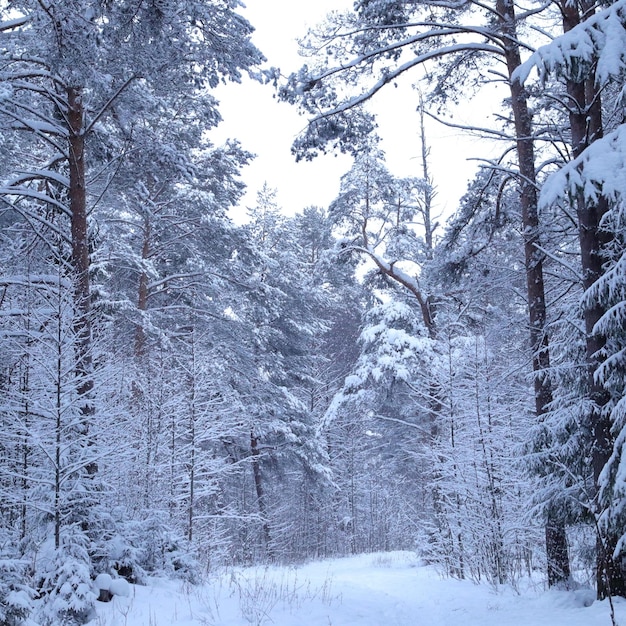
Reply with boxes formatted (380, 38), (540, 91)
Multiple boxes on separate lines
(89, 551), (625, 626)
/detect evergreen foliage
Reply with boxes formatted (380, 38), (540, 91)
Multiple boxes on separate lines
(3, 0), (626, 614)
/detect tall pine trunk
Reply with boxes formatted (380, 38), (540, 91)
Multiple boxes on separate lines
(68, 86), (96, 477)
(135, 218), (151, 359)
(560, 0), (623, 599)
(499, 0), (571, 586)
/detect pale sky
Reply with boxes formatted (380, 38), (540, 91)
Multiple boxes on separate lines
(212, 0), (492, 224)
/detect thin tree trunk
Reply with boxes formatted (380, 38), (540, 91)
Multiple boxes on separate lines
(135, 219), (151, 358)
(250, 430), (272, 556)
(499, 0), (571, 586)
(187, 328), (196, 543)
(54, 273), (64, 549)
(418, 95), (436, 256)
(20, 321), (31, 542)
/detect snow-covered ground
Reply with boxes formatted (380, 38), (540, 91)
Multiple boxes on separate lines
(91, 551), (625, 626)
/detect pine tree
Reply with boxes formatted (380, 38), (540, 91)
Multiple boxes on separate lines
(515, 2), (626, 597)
(0, 0), (263, 613)
(280, 0), (572, 585)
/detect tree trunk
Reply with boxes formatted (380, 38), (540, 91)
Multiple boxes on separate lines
(55, 298), (63, 549)
(68, 86), (96, 475)
(250, 430), (272, 556)
(499, 0), (571, 586)
(418, 95), (436, 256)
(187, 328), (197, 543)
(545, 513), (570, 587)
(135, 219), (151, 358)
(559, 0), (622, 598)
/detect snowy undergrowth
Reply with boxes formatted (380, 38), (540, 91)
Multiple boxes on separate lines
(88, 551), (626, 626)
(226, 564), (340, 624)
(90, 560), (340, 626)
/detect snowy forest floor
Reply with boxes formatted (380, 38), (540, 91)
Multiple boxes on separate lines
(89, 551), (626, 626)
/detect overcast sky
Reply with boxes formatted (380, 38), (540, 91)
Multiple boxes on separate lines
(212, 0), (493, 224)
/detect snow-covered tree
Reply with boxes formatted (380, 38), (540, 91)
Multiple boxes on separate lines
(0, 0), (263, 615)
(279, 0), (577, 586)
(515, 0), (626, 597)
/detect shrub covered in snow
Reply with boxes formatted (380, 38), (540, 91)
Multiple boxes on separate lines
(103, 532), (147, 584)
(108, 577), (130, 597)
(36, 528), (96, 626)
(88, 509), (199, 585)
(88, 509), (147, 585)
(0, 557), (34, 626)
(135, 514), (200, 583)
(93, 573), (113, 602)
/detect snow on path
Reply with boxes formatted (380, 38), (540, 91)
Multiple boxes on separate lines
(92, 551), (626, 626)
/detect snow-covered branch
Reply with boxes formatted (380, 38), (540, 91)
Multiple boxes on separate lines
(7, 169), (70, 189)
(0, 186), (71, 216)
(310, 42), (502, 121)
(514, 0), (626, 85)
(540, 124), (626, 206)
(0, 16), (29, 31)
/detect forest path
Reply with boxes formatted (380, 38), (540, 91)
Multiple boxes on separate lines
(302, 552), (604, 626)
(92, 551), (624, 626)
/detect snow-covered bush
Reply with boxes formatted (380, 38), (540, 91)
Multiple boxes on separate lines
(93, 572), (113, 602)
(89, 510), (198, 584)
(88, 509), (147, 585)
(0, 558), (34, 626)
(108, 577), (130, 597)
(101, 532), (146, 585)
(36, 528), (96, 626)
(135, 514), (200, 583)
